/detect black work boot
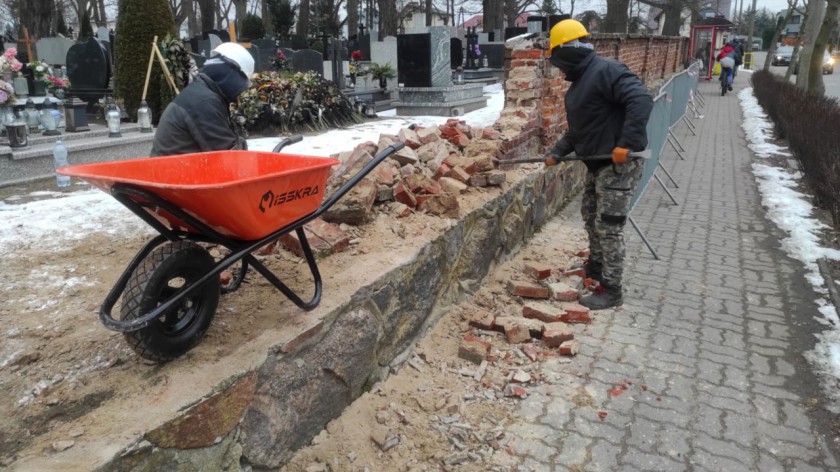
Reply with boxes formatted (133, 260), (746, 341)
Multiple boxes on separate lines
(570, 260), (603, 283)
(579, 284), (623, 310)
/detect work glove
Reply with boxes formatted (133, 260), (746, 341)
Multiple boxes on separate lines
(612, 147), (630, 164)
(544, 153), (560, 167)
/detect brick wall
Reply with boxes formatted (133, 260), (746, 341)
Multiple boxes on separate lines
(497, 34), (689, 160)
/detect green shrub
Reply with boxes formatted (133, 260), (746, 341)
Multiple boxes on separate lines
(240, 13), (266, 40)
(114, 0), (176, 124)
(751, 70), (840, 224)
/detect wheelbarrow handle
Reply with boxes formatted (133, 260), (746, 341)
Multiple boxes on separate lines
(272, 135), (304, 153)
(500, 149), (652, 165)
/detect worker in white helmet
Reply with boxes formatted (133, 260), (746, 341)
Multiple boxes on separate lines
(151, 42), (255, 156)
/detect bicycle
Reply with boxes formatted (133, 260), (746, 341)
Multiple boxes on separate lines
(719, 56), (735, 96)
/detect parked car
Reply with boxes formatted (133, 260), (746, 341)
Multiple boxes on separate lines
(793, 50), (835, 74)
(771, 46), (794, 66)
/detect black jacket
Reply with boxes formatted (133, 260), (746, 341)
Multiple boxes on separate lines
(150, 74), (244, 157)
(551, 54), (653, 172)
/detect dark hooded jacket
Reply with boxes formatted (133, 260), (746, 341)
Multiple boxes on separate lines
(150, 66), (247, 157)
(550, 51), (653, 172)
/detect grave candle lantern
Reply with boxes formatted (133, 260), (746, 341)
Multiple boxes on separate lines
(24, 99), (41, 133)
(137, 100), (152, 133)
(39, 103), (60, 136)
(106, 98), (122, 138)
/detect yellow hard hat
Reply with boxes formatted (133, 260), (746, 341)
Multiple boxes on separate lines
(549, 19), (590, 51)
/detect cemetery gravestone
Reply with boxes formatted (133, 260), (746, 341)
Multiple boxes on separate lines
(482, 43), (505, 68)
(359, 34), (372, 61)
(290, 35), (308, 50)
(208, 34), (223, 51)
(397, 27), (450, 88)
(290, 49), (323, 75)
(504, 27), (527, 40)
(450, 38), (463, 69)
(66, 37), (111, 104)
(36, 37), (75, 66)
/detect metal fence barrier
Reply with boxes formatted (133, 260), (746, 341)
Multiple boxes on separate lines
(627, 60), (704, 259)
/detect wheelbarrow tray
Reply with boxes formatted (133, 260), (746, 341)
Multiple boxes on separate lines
(59, 150), (339, 241)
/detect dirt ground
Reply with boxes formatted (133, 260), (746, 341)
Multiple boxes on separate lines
(280, 213), (592, 472)
(0, 162), (551, 467)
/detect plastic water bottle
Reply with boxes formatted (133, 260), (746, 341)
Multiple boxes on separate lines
(54, 139), (70, 188)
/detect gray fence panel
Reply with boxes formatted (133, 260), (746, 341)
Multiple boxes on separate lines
(668, 71), (691, 129)
(630, 92), (671, 211)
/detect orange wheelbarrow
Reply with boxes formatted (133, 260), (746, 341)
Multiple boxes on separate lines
(59, 137), (405, 362)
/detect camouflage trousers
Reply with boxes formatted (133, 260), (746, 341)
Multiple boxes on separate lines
(581, 160), (644, 288)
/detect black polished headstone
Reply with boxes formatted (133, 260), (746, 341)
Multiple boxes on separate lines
(504, 27), (527, 40)
(66, 37), (111, 104)
(359, 34), (372, 61)
(397, 33), (431, 87)
(482, 43), (505, 68)
(290, 35), (308, 50)
(290, 49), (323, 75)
(252, 39), (278, 73)
(548, 14), (571, 29)
(450, 38), (463, 69)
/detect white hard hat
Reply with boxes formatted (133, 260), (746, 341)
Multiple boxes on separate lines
(213, 42), (255, 78)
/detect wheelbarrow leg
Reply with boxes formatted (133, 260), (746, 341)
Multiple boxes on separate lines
(244, 227), (323, 310)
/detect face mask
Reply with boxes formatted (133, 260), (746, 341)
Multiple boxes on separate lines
(548, 46), (594, 74)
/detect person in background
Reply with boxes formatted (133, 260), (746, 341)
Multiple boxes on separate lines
(151, 42), (254, 156)
(543, 19), (653, 310)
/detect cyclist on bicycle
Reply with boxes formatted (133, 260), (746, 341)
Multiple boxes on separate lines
(717, 42), (736, 91)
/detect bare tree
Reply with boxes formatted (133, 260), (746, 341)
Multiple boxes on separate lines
(378, 0), (397, 39)
(298, 0), (310, 35)
(803, 0), (839, 93)
(763, 0), (799, 70)
(603, 0), (630, 32)
(795, 0), (823, 90)
(196, 0), (215, 31)
(18, 0), (56, 39)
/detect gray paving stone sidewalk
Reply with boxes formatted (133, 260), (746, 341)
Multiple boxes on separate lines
(502, 73), (840, 471)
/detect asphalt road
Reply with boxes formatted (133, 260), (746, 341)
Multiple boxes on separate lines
(747, 50), (840, 99)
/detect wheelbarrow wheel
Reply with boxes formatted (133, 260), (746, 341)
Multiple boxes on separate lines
(120, 241), (220, 362)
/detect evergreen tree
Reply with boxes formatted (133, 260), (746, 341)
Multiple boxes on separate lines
(268, 0), (297, 37)
(79, 10), (94, 41)
(115, 0), (176, 123)
(240, 13), (266, 40)
(56, 9), (69, 36)
(540, 0), (556, 16)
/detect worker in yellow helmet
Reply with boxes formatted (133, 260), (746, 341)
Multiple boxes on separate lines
(545, 19), (653, 310)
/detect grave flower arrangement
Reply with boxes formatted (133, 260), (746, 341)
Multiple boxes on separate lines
(272, 50), (288, 71)
(0, 79), (16, 106)
(233, 70), (362, 134)
(28, 60), (54, 85)
(47, 74), (70, 91)
(1, 48), (23, 73)
(349, 49), (363, 76)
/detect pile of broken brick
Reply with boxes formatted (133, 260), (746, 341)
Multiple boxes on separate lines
(458, 250), (597, 398)
(264, 119), (510, 259)
(322, 118), (508, 223)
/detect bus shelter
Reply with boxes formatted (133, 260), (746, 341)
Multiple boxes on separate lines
(689, 17), (734, 80)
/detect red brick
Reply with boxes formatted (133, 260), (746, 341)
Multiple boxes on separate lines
(507, 281), (551, 299)
(433, 163), (452, 181)
(563, 268), (587, 279)
(419, 194), (460, 218)
(416, 126), (441, 144)
(393, 202), (411, 218)
(438, 176), (468, 194)
(522, 344), (540, 362)
(393, 181), (417, 208)
(495, 317), (533, 344)
(558, 340), (580, 356)
(468, 309), (496, 331)
(481, 128), (502, 140)
(524, 262), (553, 280)
(458, 334), (491, 365)
(469, 173), (488, 187)
(559, 302), (590, 317)
(542, 322), (574, 348)
(576, 248), (590, 258)
(405, 173), (441, 195)
(446, 166), (471, 184)
(279, 218), (351, 257)
(398, 127), (422, 149)
(560, 311), (592, 325)
(522, 302), (565, 323)
(504, 384), (528, 398)
(549, 282), (580, 302)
